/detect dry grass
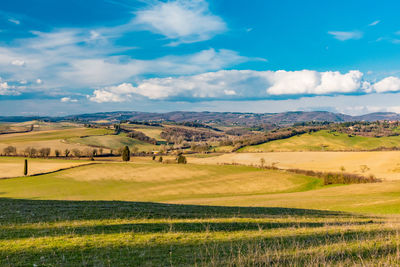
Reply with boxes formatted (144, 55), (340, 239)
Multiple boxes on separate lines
(190, 151), (400, 181)
(0, 157), (91, 178)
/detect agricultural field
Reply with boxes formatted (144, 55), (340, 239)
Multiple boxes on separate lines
(239, 130), (400, 152)
(189, 151), (400, 181)
(67, 133), (157, 152)
(0, 125), (113, 156)
(2, 160), (400, 265)
(0, 157), (91, 178)
(4, 121), (400, 265)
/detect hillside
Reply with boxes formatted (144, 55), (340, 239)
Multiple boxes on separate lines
(2, 111), (400, 126)
(239, 130), (400, 152)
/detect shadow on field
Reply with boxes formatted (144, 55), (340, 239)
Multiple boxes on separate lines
(1, 198), (390, 266)
(0, 197), (362, 223)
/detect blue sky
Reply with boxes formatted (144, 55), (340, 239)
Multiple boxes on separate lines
(1, 0), (400, 116)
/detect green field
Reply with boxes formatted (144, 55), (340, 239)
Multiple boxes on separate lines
(4, 157), (400, 265)
(239, 130), (400, 152)
(0, 127), (111, 144)
(67, 134), (157, 151)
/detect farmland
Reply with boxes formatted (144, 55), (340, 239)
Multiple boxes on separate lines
(3, 119), (400, 265)
(239, 130), (400, 152)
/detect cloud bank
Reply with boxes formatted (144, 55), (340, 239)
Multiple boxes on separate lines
(89, 69), (398, 102)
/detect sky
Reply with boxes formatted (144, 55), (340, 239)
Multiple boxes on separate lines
(1, 0), (400, 116)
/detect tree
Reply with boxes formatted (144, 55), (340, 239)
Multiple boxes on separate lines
(260, 158), (265, 168)
(24, 147), (37, 158)
(152, 155), (156, 160)
(24, 159), (28, 176)
(64, 149), (70, 157)
(72, 149), (81, 158)
(159, 156), (163, 163)
(99, 148), (103, 155)
(39, 147), (51, 158)
(55, 149), (60, 157)
(122, 146), (130, 162)
(177, 154), (187, 164)
(3, 146), (16, 156)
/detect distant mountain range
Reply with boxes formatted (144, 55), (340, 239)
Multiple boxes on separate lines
(1, 111), (400, 125)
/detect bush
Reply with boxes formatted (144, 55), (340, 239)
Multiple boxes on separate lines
(177, 155), (187, 164)
(55, 150), (60, 157)
(159, 156), (163, 163)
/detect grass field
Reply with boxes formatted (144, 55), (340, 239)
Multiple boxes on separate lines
(0, 162), (322, 201)
(190, 151), (400, 181)
(0, 127), (113, 156)
(239, 130), (400, 152)
(0, 157), (91, 178)
(3, 199), (399, 266)
(67, 134), (157, 152)
(2, 161), (400, 265)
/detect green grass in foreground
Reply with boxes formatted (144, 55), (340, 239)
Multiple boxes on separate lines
(1, 198), (399, 266)
(239, 130), (400, 152)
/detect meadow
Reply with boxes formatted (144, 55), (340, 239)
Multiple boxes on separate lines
(239, 130), (400, 152)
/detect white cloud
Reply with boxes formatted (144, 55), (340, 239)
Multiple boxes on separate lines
(11, 60), (25, 66)
(369, 20), (380, 26)
(266, 70), (363, 95)
(88, 70), (366, 102)
(328, 31), (363, 41)
(373, 76), (400, 93)
(36, 79), (43, 84)
(60, 97), (78, 103)
(134, 0), (226, 45)
(0, 82), (20, 96)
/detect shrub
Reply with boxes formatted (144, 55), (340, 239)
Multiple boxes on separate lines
(64, 149), (70, 157)
(159, 156), (163, 163)
(177, 154), (187, 164)
(55, 149), (60, 157)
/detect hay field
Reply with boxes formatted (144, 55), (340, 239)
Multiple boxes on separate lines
(189, 151), (400, 181)
(239, 130), (400, 152)
(0, 157), (91, 178)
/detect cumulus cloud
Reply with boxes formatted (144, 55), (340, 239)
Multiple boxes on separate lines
(373, 76), (400, 93)
(328, 31), (363, 41)
(0, 82), (20, 96)
(88, 70), (367, 102)
(134, 0), (226, 45)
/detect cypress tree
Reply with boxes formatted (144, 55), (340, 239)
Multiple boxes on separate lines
(122, 146), (130, 162)
(24, 159), (28, 176)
